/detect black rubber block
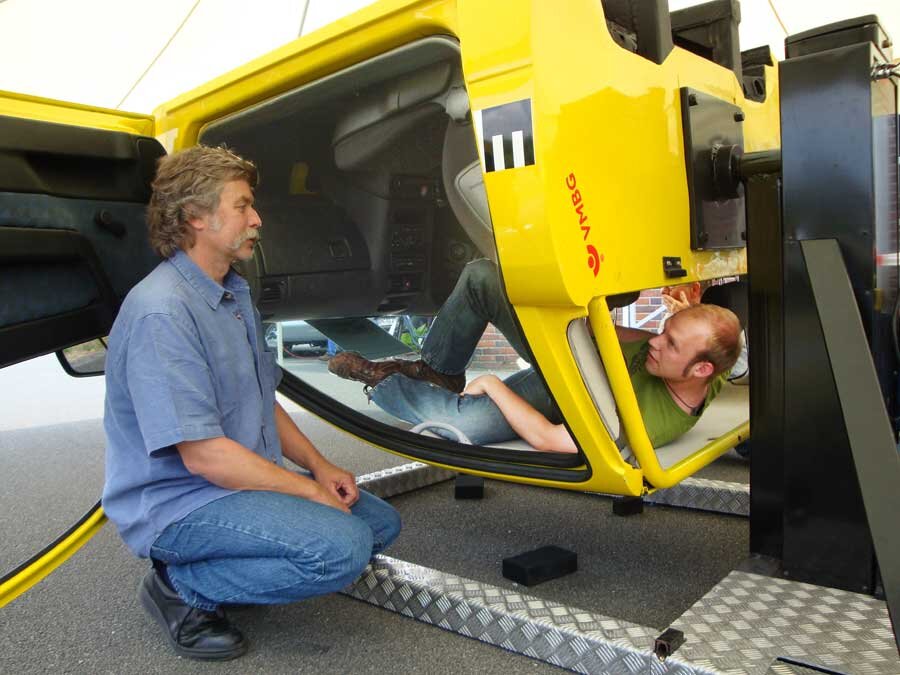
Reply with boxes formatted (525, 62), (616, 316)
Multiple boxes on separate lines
(654, 627), (686, 660)
(455, 474), (484, 499)
(502, 546), (577, 586)
(612, 496), (644, 516)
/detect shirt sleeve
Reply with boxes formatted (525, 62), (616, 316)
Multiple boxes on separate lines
(126, 312), (225, 455)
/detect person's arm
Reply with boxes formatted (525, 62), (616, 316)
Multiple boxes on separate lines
(129, 310), (350, 513)
(274, 402), (358, 507)
(462, 375), (578, 453)
(176, 436), (350, 513)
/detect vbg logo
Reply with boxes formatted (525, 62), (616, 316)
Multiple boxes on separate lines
(566, 172), (603, 278)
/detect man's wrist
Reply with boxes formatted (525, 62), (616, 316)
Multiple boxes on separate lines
(304, 453), (332, 476)
(291, 471), (324, 499)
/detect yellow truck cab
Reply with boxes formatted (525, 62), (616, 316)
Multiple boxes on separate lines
(1, 0), (773, 492)
(1, 0), (780, 602)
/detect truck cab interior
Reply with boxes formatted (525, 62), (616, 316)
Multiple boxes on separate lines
(194, 26), (750, 480)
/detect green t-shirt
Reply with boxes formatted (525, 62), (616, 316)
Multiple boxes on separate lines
(619, 338), (725, 448)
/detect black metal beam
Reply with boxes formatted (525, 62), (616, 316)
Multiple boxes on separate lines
(801, 238), (900, 651)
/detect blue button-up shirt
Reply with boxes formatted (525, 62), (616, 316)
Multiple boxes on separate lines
(102, 250), (283, 557)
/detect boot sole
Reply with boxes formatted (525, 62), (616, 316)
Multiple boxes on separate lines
(139, 580), (248, 661)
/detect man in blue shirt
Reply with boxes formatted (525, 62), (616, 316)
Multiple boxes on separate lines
(103, 146), (401, 660)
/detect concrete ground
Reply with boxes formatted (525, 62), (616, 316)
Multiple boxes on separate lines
(1, 354), (750, 673)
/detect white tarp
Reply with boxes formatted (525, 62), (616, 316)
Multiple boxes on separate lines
(0, 0), (897, 115)
(0, 0), (374, 112)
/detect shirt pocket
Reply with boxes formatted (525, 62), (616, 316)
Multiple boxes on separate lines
(210, 329), (260, 414)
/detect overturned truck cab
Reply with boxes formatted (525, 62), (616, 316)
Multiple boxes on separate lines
(1, 1), (898, 649)
(145, 0), (779, 497)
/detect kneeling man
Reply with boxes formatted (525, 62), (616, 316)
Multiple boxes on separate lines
(103, 146), (400, 660)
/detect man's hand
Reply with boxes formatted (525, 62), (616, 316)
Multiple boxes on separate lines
(312, 461), (359, 509)
(307, 479), (353, 513)
(462, 374), (501, 397)
(662, 288), (692, 314)
(662, 281), (702, 314)
(276, 402), (357, 510)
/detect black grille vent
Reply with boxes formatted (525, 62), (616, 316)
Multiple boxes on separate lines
(259, 281), (284, 306)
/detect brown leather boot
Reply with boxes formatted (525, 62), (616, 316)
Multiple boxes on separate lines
(328, 352), (466, 393)
(398, 360), (466, 394)
(327, 352), (408, 387)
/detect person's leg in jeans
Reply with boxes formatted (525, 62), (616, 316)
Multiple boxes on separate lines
(370, 368), (561, 445)
(421, 258), (529, 375)
(150, 489), (401, 609)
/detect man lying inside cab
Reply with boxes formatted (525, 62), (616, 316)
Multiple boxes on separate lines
(329, 259), (741, 453)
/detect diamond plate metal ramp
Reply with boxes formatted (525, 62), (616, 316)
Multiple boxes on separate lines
(672, 571), (899, 674)
(342, 555), (723, 674)
(346, 464), (898, 672)
(356, 461), (455, 499)
(645, 477), (749, 516)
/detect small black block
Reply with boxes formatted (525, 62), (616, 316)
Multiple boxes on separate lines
(612, 495), (644, 516)
(654, 627), (686, 660)
(455, 474), (484, 499)
(502, 546), (577, 586)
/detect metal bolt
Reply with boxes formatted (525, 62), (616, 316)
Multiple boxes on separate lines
(734, 111), (745, 122)
(688, 93), (698, 106)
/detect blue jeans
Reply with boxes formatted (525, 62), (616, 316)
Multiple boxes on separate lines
(370, 259), (561, 444)
(149, 488), (401, 610)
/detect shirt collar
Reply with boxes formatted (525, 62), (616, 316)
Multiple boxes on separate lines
(168, 249), (249, 309)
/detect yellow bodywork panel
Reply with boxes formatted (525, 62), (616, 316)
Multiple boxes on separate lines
(0, 89), (154, 136)
(457, 0), (774, 492)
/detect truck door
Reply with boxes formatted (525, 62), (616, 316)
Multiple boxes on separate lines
(0, 92), (164, 369)
(0, 92), (163, 606)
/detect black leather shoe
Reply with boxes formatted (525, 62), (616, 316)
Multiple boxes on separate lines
(139, 570), (248, 660)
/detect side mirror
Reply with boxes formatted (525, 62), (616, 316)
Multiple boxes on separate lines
(56, 338), (107, 377)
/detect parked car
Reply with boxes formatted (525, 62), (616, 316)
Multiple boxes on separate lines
(264, 321), (328, 354)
